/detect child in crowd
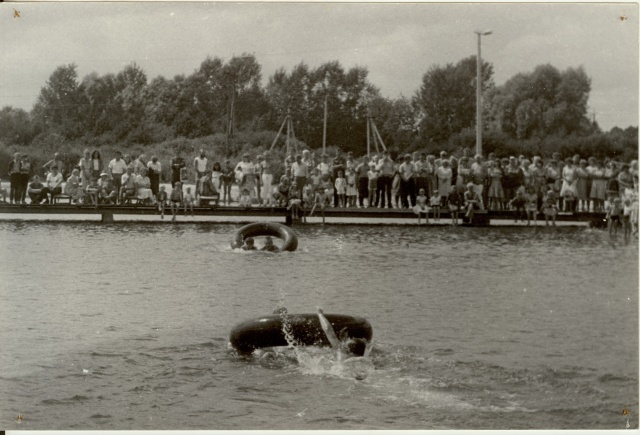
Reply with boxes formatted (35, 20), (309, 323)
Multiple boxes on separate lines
(631, 194), (639, 236)
(542, 189), (558, 226)
(391, 172), (401, 208)
(510, 190), (527, 223)
(321, 174), (333, 201)
(335, 171), (346, 207)
(429, 189), (441, 221)
(239, 188), (252, 208)
(524, 185), (538, 226)
(464, 182), (483, 224)
(346, 167), (357, 207)
(448, 185), (465, 226)
(303, 184), (315, 223)
(310, 168), (321, 191)
(310, 186), (330, 224)
(413, 188), (429, 225)
(85, 177), (100, 206)
(157, 185), (168, 219)
(563, 190), (576, 213)
(221, 160), (235, 205)
(606, 197), (622, 235)
(622, 198), (632, 238)
(367, 166), (378, 208)
(288, 182), (302, 220)
(170, 182), (183, 221)
(183, 186), (195, 216)
(272, 176), (290, 206)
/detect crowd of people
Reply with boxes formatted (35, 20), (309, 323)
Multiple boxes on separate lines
(2, 147), (639, 233)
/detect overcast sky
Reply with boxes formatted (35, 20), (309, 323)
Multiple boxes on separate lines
(1, 2), (637, 131)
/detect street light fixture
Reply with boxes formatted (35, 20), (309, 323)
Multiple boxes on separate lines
(475, 30), (492, 157)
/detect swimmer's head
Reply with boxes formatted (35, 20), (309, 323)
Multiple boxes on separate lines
(265, 236), (274, 246)
(245, 237), (254, 246)
(346, 338), (368, 357)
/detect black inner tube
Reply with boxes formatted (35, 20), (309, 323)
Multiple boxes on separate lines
(231, 222), (298, 251)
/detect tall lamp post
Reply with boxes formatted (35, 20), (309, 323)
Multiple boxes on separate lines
(475, 30), (492, 157)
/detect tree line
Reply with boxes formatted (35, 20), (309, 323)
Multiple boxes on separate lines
(0, 53), (637, 164)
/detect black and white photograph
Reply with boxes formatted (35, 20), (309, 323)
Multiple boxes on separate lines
(0, 1), (638, 431)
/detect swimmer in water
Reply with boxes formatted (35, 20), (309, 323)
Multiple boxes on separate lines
(317, 308), (374, 380)
(260, 236), (279, 252)
(241, 237), (257, 251)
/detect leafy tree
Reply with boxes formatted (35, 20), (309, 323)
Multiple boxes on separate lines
(488, 64), (592, 139)
(413, 56), (494, 146)
(0, 106), (38, 146)
(32, 64), (87, 139)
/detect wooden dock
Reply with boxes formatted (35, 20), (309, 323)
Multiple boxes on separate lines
(0, 203), (606, 226)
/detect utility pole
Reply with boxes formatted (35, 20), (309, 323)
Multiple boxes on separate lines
(475, 30), (492, 157)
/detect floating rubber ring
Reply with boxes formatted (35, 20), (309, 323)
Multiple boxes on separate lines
(231, 222), (298, 251)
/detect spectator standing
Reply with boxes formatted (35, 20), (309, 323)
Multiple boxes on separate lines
(398, 154), (416, 208)
(470, 155), (488, 205)
(590, 160), (607, 212)
(330, 151), (346, 207)
(235, 154), (256, 199)
(221, 160), (235, 205)
(414, 153), (430, 196)
(90, 150), (103, 180)
(291, 154), (309, 198)
(317, 154), (331, 178)
(436, 159), (453, 207)
(194, 149), (208, 191)
(260, 153), (274, 206)
(147, 156), (162, 197)
(170, 150), (186, 188)
(355, 156), (370, 207)
(503, 156), (524, 203)
(487, 160), (504, 210)
(575, 160), (589, 211)
(108, 151), (127, 203)
(211, 162), (223, 194)
(376, 151), (394, 208)
(79, 149), (93, 192)
(18, 154), (32, 203)
(8, 152), (21, 204)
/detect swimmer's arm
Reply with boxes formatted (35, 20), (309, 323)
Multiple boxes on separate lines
(317, 308), (341, 348)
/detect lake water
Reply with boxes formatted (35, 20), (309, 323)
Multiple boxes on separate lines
(0, 222), (637, 430)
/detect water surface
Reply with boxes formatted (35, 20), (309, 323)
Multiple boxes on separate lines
(0, 223), (637, 429)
